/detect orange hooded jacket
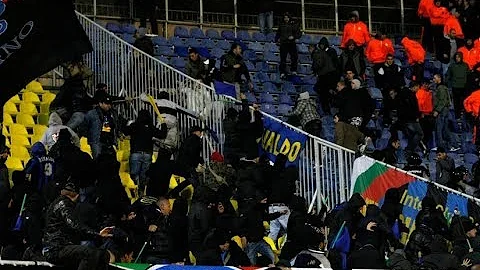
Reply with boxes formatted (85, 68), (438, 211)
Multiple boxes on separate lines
(416, 87), (433, 114)
(365, 38), (394, 64)
(341, 21), (371, 48)
(457, 46), (480, 70)
(475, 38), (480, 50)
(401, 37), (426, 65)
(464, 90), (480, 117)
(429, 6), (450, 25)
(443, 15), (464, 39)
(418, 0), (434, 18)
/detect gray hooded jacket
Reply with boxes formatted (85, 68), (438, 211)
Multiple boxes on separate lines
(40, 112), (80, 150)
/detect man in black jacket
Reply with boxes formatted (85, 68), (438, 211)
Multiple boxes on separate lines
(175, 125), (204, 183)
(144, 197), (172, 264)
(220, 43), (253, 97)
(276, 13), (302, 79)
(312, 37), (340, 114)
(376, 54), (404, 94)
(398, 82), (424, 154)
(42, 182), (114, 270)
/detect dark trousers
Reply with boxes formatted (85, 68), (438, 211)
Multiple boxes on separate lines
(421, 18), (434, 53)
(304, 119), (322, 138)
(138, 0), (158, 34)
(411, 63), (424, 82)
(372, 63), (384, 90)
(315, 72), (337, 115)
(280, 42), (298, 74)
(419, 115), (435, 148)
(452, 87), (466, 119)
(432, 25), (444, 54)
(49, 245), (108, 270)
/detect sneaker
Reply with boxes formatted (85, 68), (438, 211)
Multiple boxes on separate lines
(450, 147), (460, 152)
(280, 73), (286, 80)
(291, 71), (298, 75)
(431, 147), (438, 151)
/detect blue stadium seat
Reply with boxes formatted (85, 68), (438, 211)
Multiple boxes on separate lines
(253, 72), (269, 83)
(244, 50), (257, 61)
(369, 87), (383, 99)
(302, 75), (317, 85)
(298, 65), (311, 75)
(248, 42), (264, 52)
(155, 55), (169, 63)
(201, 39), (216, 49)
(329, 36), (341, 46)
(174, 26), (189, 38)
(297, 43), (309, 54)
(260, 92), (275, 103)
(190, 27), (205, 38)
(121, 34), (136, 44)
(122, 24), (137, 35)
(154, 46), (174, 56)
(312, 35), (321, 44)
(211, 48), (225, 59)
(245, 61), (255, 71)
(376, 138), (389, 150)
(170, 57), (186, 68)
(264, 82), (278, 93)
(195, 47), (211, 59)
(152, 36), (169, 46)
(256, 61), (268, 72)
(262, 103), (277, 115)
(301, 85), (316, 95)
(282, 81), (296, 94)
(278, 104), (293, 115)
(270, 73), (283, 84)
(252, 32), (267, 42)
(264, 43), (279, 53)
(264, 51), (280, 62)
(298, 54), (312, 64)
(106, 22), (122, 33)
(186, 38), (202, 47)
(217, 40), (231, 50)
(174, 46), (189, 57)
(169, 36), (184, 47)
(266, 32), (276, 42)
(245, 92), (257, 103)
(237, 30), (252, 41)
(279, 93), (294, 105)
(206, 29), (221, 39)
(465, 153), (479, 165)
(221, 30), (235, 40)
(298, 35), (312, 44)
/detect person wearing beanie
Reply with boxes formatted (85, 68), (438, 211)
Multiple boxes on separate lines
(341, 10), (370, 48)
(291, 91), (322, 137)
(276, 12), (302, 79)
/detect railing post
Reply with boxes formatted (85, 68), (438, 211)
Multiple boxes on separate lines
(165, 0), (169, 38)
(367, 0), (372, 31)
(199, 0), (204, 29)
(314, 140), (322, 212)
(338, 150), (346, 203)
(129, 0), (134, 22)
(301, 0), (306, 32)
(233, 0), (238, 34)
(400, 0), (405, 34)
(334, 0), (339, 35)
(93, 0), (97, 20)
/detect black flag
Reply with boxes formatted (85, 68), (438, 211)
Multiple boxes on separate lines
(0, 0), (92, 104)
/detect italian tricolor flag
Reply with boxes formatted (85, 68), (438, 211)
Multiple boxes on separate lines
(350, 156), (416, 204)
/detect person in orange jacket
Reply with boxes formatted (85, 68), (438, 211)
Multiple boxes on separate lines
(401, 36), (426, 82)
(464, 87), (480, 146)
(429, 0), (450, 54)
(458, 38), (480, 70)
(443, 9), (464, 39)
(366, 29), (394, 87)
(341, 10), (370, 49)
(418, 0), (435, 52)
(475, 37), (480, 50)
(416, 80), (435, 150)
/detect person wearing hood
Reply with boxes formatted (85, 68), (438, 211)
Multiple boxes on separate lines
(464, 86), (480, 146)
(415, 196), (449, 237)
(340, 39), (366, 78)
(168, 198), (190, 264)
(312, 37), (339, 114)
(420, 234), (459, 269)
(188, 186), (216, 257)
(197, 229), (250, 267)
(276, 13), (302, 79)
(448, 52), (470, 119)
(341, 10), (371, 48)
(292, 92), (322, 137)
(40, 112), (80, 151)
(290, 223), (331, 268)
(24, 142), (55, 206)
(444, 8), (465, 39)
(220, 43), (253, 94)
(401, 36), (426, 82)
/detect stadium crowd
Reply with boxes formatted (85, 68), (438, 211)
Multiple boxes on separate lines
(1, 0), (480, 270)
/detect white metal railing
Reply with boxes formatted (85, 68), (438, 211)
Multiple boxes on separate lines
(76, 11), (356, 209)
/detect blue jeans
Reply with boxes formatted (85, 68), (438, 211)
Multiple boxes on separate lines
(268, 205), (289, 241)
(405, 122), (424, 152)
(246, 240), (275, 265)
(436, 108), (455, 149)
(130, 152), (152, 192)
(259, 11), (273, 34)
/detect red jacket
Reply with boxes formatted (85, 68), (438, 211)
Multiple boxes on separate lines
(418, 0), (434, 18)
(429, 6), (450, 25)
(401, 37), (426, 65)
(341, 21), (371, 48)
(464, 90), (480, 117)
(416, 87), (433, 114)
(365, 38), (394, 64)
(458, 46), (480, 70)
(443, 15), (464, 39)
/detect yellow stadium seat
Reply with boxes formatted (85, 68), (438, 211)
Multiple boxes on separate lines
(119, 172), (138, 201)
(16, 114), (36, 127)
(6, 157), (24, 174)
(3, 101), (19, 115)
(263, 236), (279, 253)
(11, 135), (30, 147)
(2, 125), (9, 136)
(231, 236), (243, 249)
(10, 145), (30, 161)
(22, 92), (41, 103)
(26, 81), (44, 93)
(31, 134), (42, 145)
(230, 199), (238, 212)
(5, 136), (10, 147)
(120, 161), (129, 172)
(41, 92), (56, 104)
(118, 139), (130, 151)
(189, 251), (196, 266)
(3, 114), (13, 126)
(20, 102), (38, 115)
(116, 150), (130, 162)
(33, 125), (47, 136)
(278, 234), (287, 250)
(80, 137), (88, 146)
(37, 113), (49, 125)
(9, 124), (28, 136)
(263, 221), (270, 231)
(8, 95), (21, 104)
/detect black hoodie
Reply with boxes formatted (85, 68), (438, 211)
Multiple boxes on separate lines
(312, 37), (339, 76)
